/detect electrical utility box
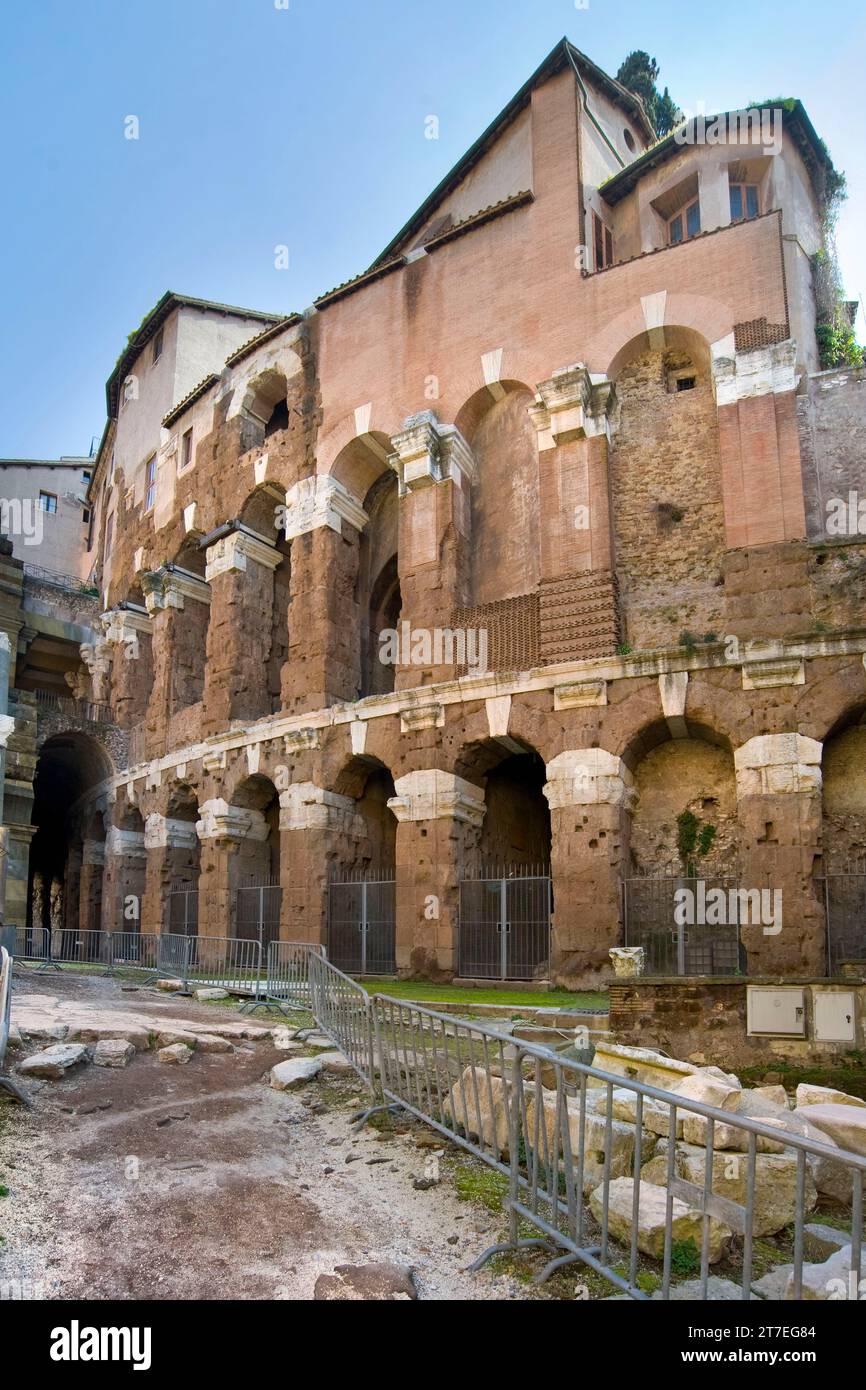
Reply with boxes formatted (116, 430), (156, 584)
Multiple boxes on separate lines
(812, 991), (856, 1043)
(746, 987), (806, 1037)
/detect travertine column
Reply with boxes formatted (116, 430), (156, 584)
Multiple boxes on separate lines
(141, 813), (200, 935)
(544, 750), (634, 985)
(203, 528), (282, 733)
(278, 782), (364, 945)
(389, 414), (476, 687)
(388, 770), (486, 979)
(734, 733), (824, 974)
(281, 477), (368, 713)
(531, 367), (620, 659)
(142, 567), (211, 757)
(100, 609), (153, 731)
(712, 340), (806, 548)
(102, 826), (147, 932)
(78, 838), (105, 934)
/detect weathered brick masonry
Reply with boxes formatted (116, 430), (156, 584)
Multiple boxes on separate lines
(11, 40), (866, 992)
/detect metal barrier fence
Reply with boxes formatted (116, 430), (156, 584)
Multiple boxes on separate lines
(308, 950), (376, 1085)
(13, 926), (56, 969)
(294, 950), (866, 1300)
(156, 934), (262, 994)
(623, 876), (744, 975)
(261, 939), (325, 1013)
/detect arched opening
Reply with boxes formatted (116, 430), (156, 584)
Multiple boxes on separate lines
(822, 710), (866, 972)
(328, 758), (397, 974)
(609, 328), (725, 652)
(456, 740), (552, 981)
(626, 726), (742, 974)
(357, 470), (401, 698)
(241, 368), (290, 449)
(229, 775), (281, 947)
(164, 784), (201, 936)
(28, 732), (113, 950)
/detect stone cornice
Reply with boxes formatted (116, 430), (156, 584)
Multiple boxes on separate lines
(142, 566), (211, 613)
(282, 475), (368, 539)
(205, 528), (282, 581)
(110, 628), (866, 793)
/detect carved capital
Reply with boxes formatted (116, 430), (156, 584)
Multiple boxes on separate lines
(204, 527), (282, 582)
(388, 770), (486, 826)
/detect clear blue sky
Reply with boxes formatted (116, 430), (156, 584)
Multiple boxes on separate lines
(2, 0), (863, 459)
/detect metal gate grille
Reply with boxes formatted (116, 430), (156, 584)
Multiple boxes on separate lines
(458, 873), (551, 980)
(235, 882), (282, 952)
(824, 872), (866, 976)
(327, 879), (396, 975)
(623, 876), (742, 975)
(167, 884), (198, 937)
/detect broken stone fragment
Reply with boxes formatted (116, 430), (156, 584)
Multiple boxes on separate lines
(313, 1263), (417, 1301)
(194, 987), (229, 1001)
(795, 1083), (866, 1111)
(314, 1050), (355, 1075)
(17, 1043), (88, 1079)
(92, 1039), (136, 1068)
(156, 1029), (199, 1050)
(192, 1034), (233, 1053)
(157, 1043), (193, 1065)
(589, 1177), (732, 1264)
(270, 1057), (322, 1090)
(794, 1103), (866, 1158)
(784, 1244), (854, 1300)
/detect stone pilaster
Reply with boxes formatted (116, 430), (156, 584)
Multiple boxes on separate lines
(102, 826), (147, 932)
(142, 567), (211, 757)
(281, 478), (368, 712)
(141, 813), (200, 935)
(278, 782), (365, 945)
(78, 838), (106, 934)
(733, 733), (824, 974)
(389, 414), (476, 687)
(711, 339), (806, 548)
(388, 770), (486, 978)
(101, 608), (153, 730)
(202, 528), (283, 734)
(195, 798), (270, 939)
(543, 750), (634, 985)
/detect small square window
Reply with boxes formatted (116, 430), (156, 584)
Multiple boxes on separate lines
(668, 199), (700, 246)
(730, 182), (760, 222)
(38, 491), (57, 513)
(152, 328), (163, 364)
(82, 507), (91, 524)
(82, 469), (91, 483)
(180, 429), (193, 472)
(676, 376), (697, 392)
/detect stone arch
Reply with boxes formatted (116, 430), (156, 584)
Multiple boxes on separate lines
(822, 701), (866, 869)
(331, 755), (397, 877)
(621, 720), (740, 876)
(28, 732), (114, 940)
(607, 326), (726, 652)
(455, 381), (540, 607)
(328, 432), (395, 506)
(588, 296), (733, 379)
(358, 470), (401, 698)
(456, 736), (551, 870)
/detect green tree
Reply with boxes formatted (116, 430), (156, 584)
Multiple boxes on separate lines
(616, 51), (682, 139)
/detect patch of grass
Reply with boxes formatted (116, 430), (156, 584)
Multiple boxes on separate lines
(453, 1162), (509, 1213)
(670, 1237), (701, 1277)
(738, 1054), (866, 1102)
(0, 1183), (8, 1198)
(356, 979), (607, 1011)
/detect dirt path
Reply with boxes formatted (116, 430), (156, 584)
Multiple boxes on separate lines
(0, 970), (520, 1300)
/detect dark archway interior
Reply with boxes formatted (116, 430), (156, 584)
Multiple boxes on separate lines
(476, 750), (551, 871)
(28, 733), (111, 934)
(358, 471), (401, 698)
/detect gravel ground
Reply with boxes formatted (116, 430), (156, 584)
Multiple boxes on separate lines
(0, 970), (524, 1301)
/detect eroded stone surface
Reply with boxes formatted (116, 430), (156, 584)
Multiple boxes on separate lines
(93, 1039), (136, 1068)
(589, 1178), (732, 1264)
(17, 1044), (88, 1079)
(270, 1057), (322, 1090)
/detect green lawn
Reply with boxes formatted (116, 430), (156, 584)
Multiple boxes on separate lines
(355, 978), (608, 1011)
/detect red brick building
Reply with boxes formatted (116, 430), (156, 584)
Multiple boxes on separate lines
(10, 40), (866, 988)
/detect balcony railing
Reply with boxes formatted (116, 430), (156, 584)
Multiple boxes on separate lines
(35, 689), (114, 725)
(22, 563), (99, 597)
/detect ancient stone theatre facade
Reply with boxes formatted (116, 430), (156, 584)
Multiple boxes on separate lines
(10, 39), (866, 989)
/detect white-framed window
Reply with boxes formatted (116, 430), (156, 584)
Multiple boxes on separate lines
(180, 428), (193, 473)
(729, 182), (760, 222)
(38, 491), (58, 513)
(144, 455), (157, 512)
(152, 328), (163, 364)
(668, 198), (701, 245)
